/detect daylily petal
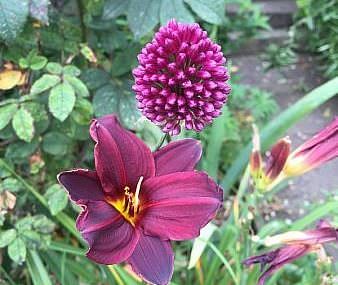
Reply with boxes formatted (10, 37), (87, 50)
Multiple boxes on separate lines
(57, 169), (105, 203)
(77, 200), (139, 264)
(90, 114), (155, 192)
(93, 124), (126, 195)
(265, 138), (291, 180)
(258, 245), (309, 285)
(140, 172), (222, 240)
(153, 139), (202, 176)
(284, 117), (338, 176)
(128, 234), (174, 285)
(265, 228), (338, 246)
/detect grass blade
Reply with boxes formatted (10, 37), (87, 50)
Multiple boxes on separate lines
(27, 250), (53, 285)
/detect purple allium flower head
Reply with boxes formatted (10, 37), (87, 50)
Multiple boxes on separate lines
(132, 19), (231, 135)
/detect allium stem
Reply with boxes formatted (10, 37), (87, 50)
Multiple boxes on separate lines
(156, 133), (170, 150)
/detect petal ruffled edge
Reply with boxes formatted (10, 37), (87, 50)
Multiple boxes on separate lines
(57, 169), (105, 204)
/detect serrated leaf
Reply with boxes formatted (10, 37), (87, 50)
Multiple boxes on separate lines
(160, 0), (194, 25)
(0, 229), (17, 248)
(184, 0), (225, 24)
(0, 70), (24, 90)
(32, 215), (54, 234)
(0, 0), (29, 42)
(102, 0), (129, 20)
(30, 74), (61, 95)
(42, 132), (69, 155)
(118, 82), (142, 129)
(45, 62), (62, 74)
(30, 56), (48, 70)
(5, 139), (39, 160)
(93, 84), (119, 117)
(12, 108), (34, 142)
(111, 45), (139, 76)
(80, 68), (110, 90)
(8, 237), (26, 263)
(48, 82), (76, 121)
(127, 0), (161, 39)
(0, 104), (18, 130)
(63, 65), (81, 77)
(64, 75), (89, 97)
(72, 98), (93, 125)
(29, 0), (49, 25)
(45, 184), (68, 215)
(2, 177), (22, 192)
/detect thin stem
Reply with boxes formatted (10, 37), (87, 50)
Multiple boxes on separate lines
(76, 0), (87, 42)
(200, 238), (239, 285)
(108, 266), (125, 285)
(155, 133), (169, 151)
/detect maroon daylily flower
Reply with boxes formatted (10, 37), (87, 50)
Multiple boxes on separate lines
(57, 114), (222, 285)
(243, 220), (338, 285)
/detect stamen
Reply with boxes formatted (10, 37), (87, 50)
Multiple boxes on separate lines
(134, 176), (144, 210)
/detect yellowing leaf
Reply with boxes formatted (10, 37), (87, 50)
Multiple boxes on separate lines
(0, 70), (23, 90)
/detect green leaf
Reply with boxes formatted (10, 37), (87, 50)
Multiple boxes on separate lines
(2, 177), (22, 192)
(12, 108), (34, 142)
(0, 104), (18, 130)
(0, 0), (29, 42)
(8, 237), (26, 264)
(111, 45), (139, 77)
(127, 0), (161, 39)
(30, 56), (48, 71)
(160, 0), (194, 25)
(32, 215), (55, 234)
(64, 75), (89, 97)
(48, 82), (76, 122)
(80, 68), (111, 90)
(30, 74), (61, 95)
(203, 106), (228, 179)
(93, 84), (119, 117)
(0, 229), (17, 248)
(102, 0), (129, 20)
(42, 132), (69, 156)
(221, 77), (338, 194)
(184, 0), (225, 24)
(119, 88), (142, 129)
(289, 201), (338, 231)
(5, 138), (39, 160)
(45, 62), (63, 75)
(72, 98), (93, 125)
(44, 184), (68, 215)
(27, 250), (53, 285)
(63, 65), (81, 77)
(188, 223), (217, 269)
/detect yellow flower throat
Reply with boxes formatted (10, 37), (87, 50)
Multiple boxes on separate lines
(106, 176), (144, 226)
